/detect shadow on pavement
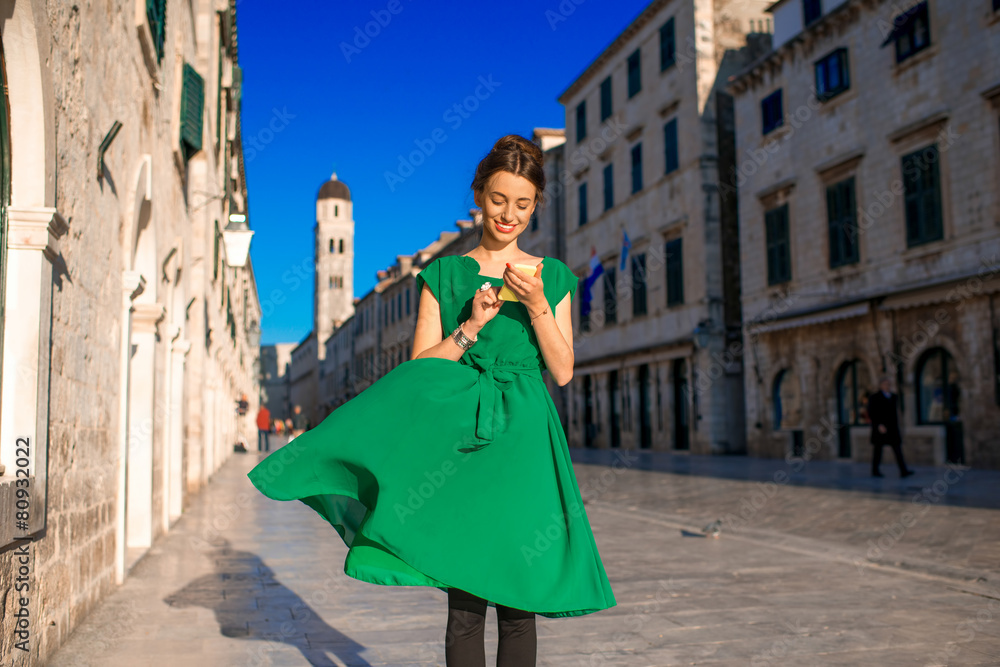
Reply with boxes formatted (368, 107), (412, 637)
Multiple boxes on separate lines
(164, 537), (371, 666)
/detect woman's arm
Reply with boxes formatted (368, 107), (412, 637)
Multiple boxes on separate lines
(527, 293), (574, 386)
(410, 283), (479, 362)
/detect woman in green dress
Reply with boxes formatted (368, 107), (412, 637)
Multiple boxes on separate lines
(247, 134), (616, 666)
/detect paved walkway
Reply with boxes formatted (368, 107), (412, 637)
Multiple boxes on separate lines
(46, 446), (1000, 666)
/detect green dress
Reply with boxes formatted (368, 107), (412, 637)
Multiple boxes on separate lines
(247, 254), (616, 618)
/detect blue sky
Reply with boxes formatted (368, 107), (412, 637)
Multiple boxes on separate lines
(238, 0), (652, 345)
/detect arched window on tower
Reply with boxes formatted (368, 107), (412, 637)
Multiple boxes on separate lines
(329, 238), (334, 253)
(339, 238), (344, 253)
(335, 204), (339, 217)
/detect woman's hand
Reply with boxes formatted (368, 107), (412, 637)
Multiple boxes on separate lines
(504, 262), (546, 317)
(465, 283), (504, 333)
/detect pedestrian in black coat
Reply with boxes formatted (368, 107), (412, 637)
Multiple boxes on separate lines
(868, 376), (914, 478)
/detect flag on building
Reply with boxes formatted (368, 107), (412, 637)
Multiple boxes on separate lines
(580, 245), (605, 321)
(620, 226), (631, 272)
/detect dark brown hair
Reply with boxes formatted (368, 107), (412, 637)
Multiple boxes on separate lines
(470, 134), (546, 205)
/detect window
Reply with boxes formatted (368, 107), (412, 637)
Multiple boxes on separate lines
(180, 63), (206, 161)
(603, 163), (614, 211)
(660, 17), (676, 70)
(882, 1), (930, 63)
(631, 253), (647, 316)
(627, 49), (641, 97)
(666, 238), (683, 306)
(815, 48), (850, 101)
(576, 100), (587, 142)
(329, 238), (335, 253)
(600, 76), (612, 121)
(826, 177), (859, 267)
(339, 238), (345, 253)
(147, 0), (167, 62)
(663, 119), (678, 174)
(917, 347), (960, 424)
(902, 144), (943, 247)
(803, 0), (822, 26)
(603, 267), (617, 325)
(765, 204), (792, 285)
(335, 204), (339, 216)
(761, 89), (783, 135)
(578, 182), (588, 226)
(328, 276), (333, 288)
(631, 143), (643, 194)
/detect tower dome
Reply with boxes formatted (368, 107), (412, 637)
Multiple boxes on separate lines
(318, 172), (351, 201)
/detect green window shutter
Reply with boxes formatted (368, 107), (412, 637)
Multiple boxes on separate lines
(765, 204), (791, 285)
(180, 62), (205, 161)
(666, 238), (684, 306)
(827, 177), (858, 267)
(146, 0), (167, 62)
(600, 76), (612, 121)
(232, 65), (243, 105)
(902, 144), (943, 247)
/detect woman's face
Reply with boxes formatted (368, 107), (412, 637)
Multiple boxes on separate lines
(474, 171), (538, 242)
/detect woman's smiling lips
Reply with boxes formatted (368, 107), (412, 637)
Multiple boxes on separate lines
(495, 220), (515, 233)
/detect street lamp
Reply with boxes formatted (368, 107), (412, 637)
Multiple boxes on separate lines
(222, 212), (255, 267)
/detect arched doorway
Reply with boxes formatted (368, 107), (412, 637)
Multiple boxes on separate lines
(916, 347), (963, 463)
(638, 363), (652, 448)
(672, 359), (690, 450)
(117, 156), (163, 576)
(608, 369), (621, 448)
(773, 368), (803, 456)
(0, 37), (9, 423)
(835, 360), (871, 458)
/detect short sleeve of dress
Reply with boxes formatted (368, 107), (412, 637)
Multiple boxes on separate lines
(563, 261), (578, 302)
(414, 258), (440, 302)
(544, 258), (577, 308)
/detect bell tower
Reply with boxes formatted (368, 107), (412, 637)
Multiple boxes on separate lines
(314, 172), (354, 359)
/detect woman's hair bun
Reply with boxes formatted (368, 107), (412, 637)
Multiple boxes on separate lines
(471, 134), (547, 204)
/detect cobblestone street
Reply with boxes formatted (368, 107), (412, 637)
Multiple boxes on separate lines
(47, 446), (1000, 666)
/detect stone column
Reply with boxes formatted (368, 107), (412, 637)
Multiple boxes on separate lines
(116, 270), (143, 583)
(0, 206), (66, 548)
(126, 302), (164, 555)
(168, 338), (190, 523)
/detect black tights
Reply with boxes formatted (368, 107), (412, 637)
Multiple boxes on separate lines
(445, 587), (536, 666)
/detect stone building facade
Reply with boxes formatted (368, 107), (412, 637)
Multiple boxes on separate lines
(558, 0), (771, 454)
(728, 0), (1000, 468)
(0, 0), (261, 662)
(260, 342), (295, 424)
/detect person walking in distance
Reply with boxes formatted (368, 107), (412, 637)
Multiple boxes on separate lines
(256, 404), (271, 452)
(868, 376), (914, 478)
(291, 405), (308, 437)
(247, 134), (615, 666)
